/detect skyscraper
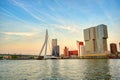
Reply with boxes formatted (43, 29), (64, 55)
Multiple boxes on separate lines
(84, 24), (108, 53)
(84, 27), (96, 53)
(52, 39), (57, 47)
(52, 39), (60, 57)
(96, 24), (108, 53)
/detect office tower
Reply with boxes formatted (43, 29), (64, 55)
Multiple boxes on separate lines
(84, 24), (108, 53)
(110, 43), (117, 54)
(84, 27), (96, 53)
(52, 39), (57, 47)
(52, 39), (59, 57)
(56, 45), (59, 56)
(96, 24), (108, 53)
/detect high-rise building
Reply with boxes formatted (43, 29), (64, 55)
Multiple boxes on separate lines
(84, 24), (108, 53)
(84, 27), (96, 53)
(52, 39), (59, 57)
(110, 43), (117, 54)
(96, 24), (108, 53)
(56, 46), (59, 56)
(52, 39), (57, 47)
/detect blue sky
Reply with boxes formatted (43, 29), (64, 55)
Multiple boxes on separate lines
(0, 0), (120, 54)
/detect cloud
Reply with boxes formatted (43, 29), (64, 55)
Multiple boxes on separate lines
(11, 0), (76, 25)
(1, 32), (36, 37)
(11, 0), (62, 25)
(0, 31), (41, 44)
(54, 24), (79, 32)
(0, 7), (26, 23)
(0, 31), (41, 41)
(11, 0), (46, 23)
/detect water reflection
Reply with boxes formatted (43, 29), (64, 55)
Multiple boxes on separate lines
(82, 59), (111, 79)
(49, 60), (61, 78)
(41, 59), (112, 80)
(0, 59), (120, 80)
(108, 59), (120, 79)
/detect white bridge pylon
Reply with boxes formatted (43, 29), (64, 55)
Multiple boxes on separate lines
(39, 29), (48, 58)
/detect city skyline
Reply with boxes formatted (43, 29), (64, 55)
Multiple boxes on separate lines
(0, 0), (120, 54)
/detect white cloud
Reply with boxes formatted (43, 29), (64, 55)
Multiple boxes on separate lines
(0, 7), (26, 23)
(0, 31), (41, 43)
(11, 0), (46, 23)
(54, 24), (80, 32)
(1, 31), (39, 37)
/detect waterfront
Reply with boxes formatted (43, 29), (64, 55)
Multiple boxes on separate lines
(0, 59), (120, 80)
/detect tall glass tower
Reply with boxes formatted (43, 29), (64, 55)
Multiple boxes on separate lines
(52, 39), (59, 56)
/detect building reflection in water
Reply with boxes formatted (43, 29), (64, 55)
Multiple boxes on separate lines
(82, 59), (111, 79)
(50, 60), (61, 78)
(49, 60), (72, 79)
(41, 59), (112, 80)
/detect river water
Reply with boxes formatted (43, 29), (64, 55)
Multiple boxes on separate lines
(0, 59), (120, 80)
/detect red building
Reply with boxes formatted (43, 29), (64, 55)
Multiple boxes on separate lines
(64, 46), (69, 57)
(64, 46), (78, 58)
(69, 50), (78, 57)
(79, 42), (84, 45)
(110, 43), (117, 54)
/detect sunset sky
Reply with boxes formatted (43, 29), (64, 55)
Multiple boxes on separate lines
(0, 0), (120, 55)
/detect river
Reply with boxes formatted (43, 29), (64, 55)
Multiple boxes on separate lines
(0, 59), (120, 80)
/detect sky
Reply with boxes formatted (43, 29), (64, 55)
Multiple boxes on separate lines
(0, 0), (120, 55)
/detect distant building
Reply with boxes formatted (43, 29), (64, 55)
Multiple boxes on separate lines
(55, 45), (59, 56)
(77, 41), (85, 56)
(69, 50), (78, 57)
(84, 24), (108, 53)
(52, 39), (57, 47)
(63, 46), (78, 58)
(52, 39), (60, 57)
(80, 45), (85, 55)
(96, 24), (108, 53)
(110, 43), (117, 54)
(3, 55), (12, 60)
(64, 46), (69, 57)
(84, 27), (96, 53)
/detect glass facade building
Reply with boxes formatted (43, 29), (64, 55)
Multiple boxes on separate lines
(52, 39), (60, 56)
